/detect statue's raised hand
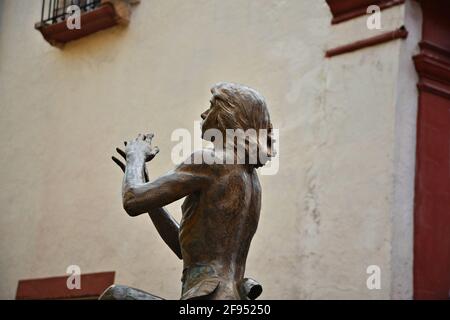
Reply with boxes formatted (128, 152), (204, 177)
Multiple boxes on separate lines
(112, 133), (158, 178)
(125, 133), (160, 162)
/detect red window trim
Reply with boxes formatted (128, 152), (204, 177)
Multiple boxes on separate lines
(414, 41), (450, 99)
(325, 0), (405, 25)
(16, 271), (115, 300)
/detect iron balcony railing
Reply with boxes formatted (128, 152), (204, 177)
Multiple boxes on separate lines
(39, 0), (102, 25)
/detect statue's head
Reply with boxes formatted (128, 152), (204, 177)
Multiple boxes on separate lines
(200, 82), (275, 168)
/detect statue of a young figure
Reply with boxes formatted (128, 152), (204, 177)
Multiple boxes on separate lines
(108, 83), (274, 300)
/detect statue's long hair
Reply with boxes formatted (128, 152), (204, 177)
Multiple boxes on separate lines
(210, 82), (275, 168)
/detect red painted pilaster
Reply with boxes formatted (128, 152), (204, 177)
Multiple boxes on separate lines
(413, 0), (450, 300)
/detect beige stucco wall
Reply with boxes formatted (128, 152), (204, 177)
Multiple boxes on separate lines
(0, 0), (417, 299)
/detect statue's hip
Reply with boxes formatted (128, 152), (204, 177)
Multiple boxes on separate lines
(180, 264), (262, 300)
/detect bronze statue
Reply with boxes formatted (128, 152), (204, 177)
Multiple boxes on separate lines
(106, 83), (275, 300)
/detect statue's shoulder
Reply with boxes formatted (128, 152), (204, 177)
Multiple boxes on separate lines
(176, 149), (226, 173)
(177, 149), (223, 169)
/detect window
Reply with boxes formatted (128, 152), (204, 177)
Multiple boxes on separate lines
(39, 0), (102, 25)
(34, 0), (139, 47)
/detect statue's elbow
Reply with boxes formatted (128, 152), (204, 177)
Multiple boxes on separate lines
(123, 201), (138, 217)
(122, 190), (139, 217)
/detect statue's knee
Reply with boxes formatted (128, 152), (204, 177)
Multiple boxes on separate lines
(99, 284), (126, 300)
(99, 284), (164, 300)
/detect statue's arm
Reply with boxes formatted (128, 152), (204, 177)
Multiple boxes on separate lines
(112, 140), (183, 259)
(148, 207), (182, 259)
(122, 155), (209, 216)
(120, 135), (210, 216)
(145, 166), (182, 259)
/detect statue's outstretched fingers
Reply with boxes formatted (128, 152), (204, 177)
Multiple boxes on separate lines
(116, 147), (126, 160)
(112, 156), (126, 172)
(152, 146), (160, 155)
(147, 146), (160, 161)
(144, 133), (154, 141)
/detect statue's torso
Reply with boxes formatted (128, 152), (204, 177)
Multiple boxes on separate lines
(179, 165), (261, 300)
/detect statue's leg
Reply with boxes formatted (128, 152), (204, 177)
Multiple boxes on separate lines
(98, 284), (164, 300)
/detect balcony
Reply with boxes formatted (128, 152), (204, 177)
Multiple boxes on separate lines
(35, 0), (139, 47)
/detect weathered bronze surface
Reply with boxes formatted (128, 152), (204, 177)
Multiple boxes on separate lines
(105, 83), (274, 300)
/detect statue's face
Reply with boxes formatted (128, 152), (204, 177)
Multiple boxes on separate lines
(200, 98), (218, 138)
